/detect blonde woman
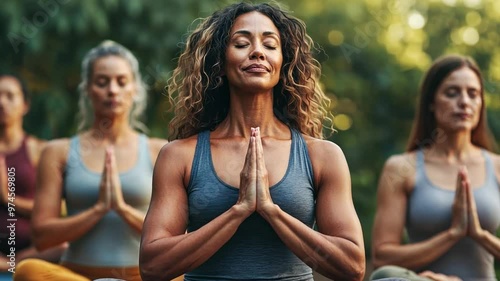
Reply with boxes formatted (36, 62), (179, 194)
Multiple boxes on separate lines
(14, 41), (166, 281)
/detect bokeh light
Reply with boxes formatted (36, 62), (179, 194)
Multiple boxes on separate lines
(408, 11), (426, 29)
(328, 30), (344, 46)
(462, 27), (480, 45)
(334, 114), (353, 131)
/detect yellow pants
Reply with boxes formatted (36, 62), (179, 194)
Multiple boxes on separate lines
(13, 259), (141, 281)
(13, 258), (184, 281)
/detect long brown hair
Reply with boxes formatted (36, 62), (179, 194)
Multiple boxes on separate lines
(167, 2), (331, 140)
(406, 54), (495, 151)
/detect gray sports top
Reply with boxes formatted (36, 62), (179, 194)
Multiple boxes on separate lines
(407, 150), (500, 281)
(61, 134), (153, 266)
(185, 129), (316, 280)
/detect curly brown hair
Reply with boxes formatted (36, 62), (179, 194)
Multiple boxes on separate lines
(167, 2), (331, 140)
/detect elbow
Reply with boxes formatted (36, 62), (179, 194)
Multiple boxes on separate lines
(139, 258), (162, 281)
(140, 266), (163, 281)
(371, 247), (391, 269)
(32, 235), (52, 252)
(343, 262), (366, 281)
(347, 254), (366, 281)
(346, 267), (365, 281)
(140, 262), (179, 281)
(31, 224), (54, 252)
(140, 249), (178, 281)
(372, 257), (386, 269)
(342, 250), (366, 281)
(324, 263), (365, 281)
(321, 251), (366, 281)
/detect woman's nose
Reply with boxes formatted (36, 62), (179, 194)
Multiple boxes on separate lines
(249, 45), (265, 60)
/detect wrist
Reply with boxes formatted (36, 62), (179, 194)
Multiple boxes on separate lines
(446, 227), (464, 241)
(93, 203), (109, 216)
(258, 203), (280, 221)
(471, 229), (487, 242)
(231, 204), (254, 220)
(115, 202), (130, 216)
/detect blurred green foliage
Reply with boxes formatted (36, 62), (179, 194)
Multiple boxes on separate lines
(2, 0), (500, 273)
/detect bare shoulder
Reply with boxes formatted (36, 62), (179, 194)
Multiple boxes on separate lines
(302, 135), (345, 161)
(147, 137), (168, 162)
(156, 135), (198, 167)
(26, 135), (66, 165)
(383, 152), (416, 174)
(41, 138), (71, 161)
(301, 135), (349, 189)
(26, 135), (47, 150)
(154, 135), (199, 187)
(379, 151), (417, 193)
(25, 135), (46, 162)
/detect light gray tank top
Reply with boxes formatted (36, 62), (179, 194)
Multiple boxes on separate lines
(407, 149), (500, 281)
(61, 134), (153, 267)
(185, 129), (316, 280)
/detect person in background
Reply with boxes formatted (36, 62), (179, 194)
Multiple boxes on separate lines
(139, 2), (365, 281)
(0, 73), (66, 273)
(371, 54), (500, 281)
(13, 40), (167, 281)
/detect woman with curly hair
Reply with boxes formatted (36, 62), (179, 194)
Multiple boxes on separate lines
(140, 2), (365, 281)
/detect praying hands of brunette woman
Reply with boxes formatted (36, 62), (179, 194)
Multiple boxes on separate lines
(449, 166), (487, 242)
(235, 127), (275, 219)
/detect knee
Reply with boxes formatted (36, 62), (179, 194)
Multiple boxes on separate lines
(13, 259), (50, 281)
(370, 265), (408, 280)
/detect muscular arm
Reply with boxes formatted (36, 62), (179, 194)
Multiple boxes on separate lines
(260, 140), (365, 281)
(140, 140), (250, 281)
(371, 155), (461, 270)
(31, 140), (107, 251)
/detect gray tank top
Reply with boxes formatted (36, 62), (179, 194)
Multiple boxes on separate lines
(407, 149), (500, 281)
(61, 134), (153, 266)
(185, 129), (315, 280)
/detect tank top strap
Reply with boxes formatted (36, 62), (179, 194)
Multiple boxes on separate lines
(137, 134), (153, 170)
(480, 149), (497, 187)
(5, 134), (29, 158)
(188, 131), (211, 188)
(413, 149), (426, 186)
(65, 136), (82, 171)
(289, 129), (314, 190)
(19, 133), (29, 150)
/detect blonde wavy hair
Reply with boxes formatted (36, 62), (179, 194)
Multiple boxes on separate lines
(77, 40), (148, 132)
(168, 2), (331, 140)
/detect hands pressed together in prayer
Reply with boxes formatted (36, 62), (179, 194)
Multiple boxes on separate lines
(95, 147), (127, 214)
(236, 127), (275, 217)
(450, 166), (485, 241)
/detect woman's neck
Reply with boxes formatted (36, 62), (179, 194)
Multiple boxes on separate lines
(87, 117), (135, 144)
(429, 129), (477, 163)
(0, 124), (25, 153)
(217, 92), (286, 138)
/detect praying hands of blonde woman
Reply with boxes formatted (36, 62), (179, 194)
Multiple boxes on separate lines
(95, 146), (126, 214)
